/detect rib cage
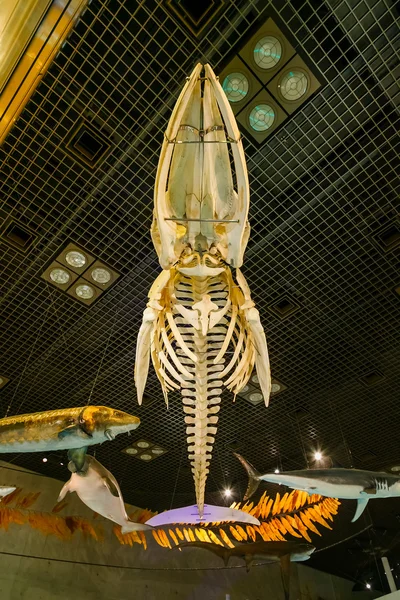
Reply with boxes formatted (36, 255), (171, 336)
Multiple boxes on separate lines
(140, 262), (261, 516)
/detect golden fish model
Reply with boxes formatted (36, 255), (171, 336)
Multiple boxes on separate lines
(0, 406), (140, 470)
(135, 64), (271, 517)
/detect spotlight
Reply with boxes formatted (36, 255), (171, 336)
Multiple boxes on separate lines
(223, 489), (232, 497)
(91, 267), (111, 284)
(314, 451), (322, 461)
(366, 583), (371, 590)
(42, 457), (47, 463)
(75, 284), (95, 299)
(65, 250), (86, 268)
(49, 268), (70, 284)
(275, 468), (280, 474)
(60, 462), (64, 466)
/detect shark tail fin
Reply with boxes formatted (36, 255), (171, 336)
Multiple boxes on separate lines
(233, 452), (261, 500)
(351, 498), (369, 522)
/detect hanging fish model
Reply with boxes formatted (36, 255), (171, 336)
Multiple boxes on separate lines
(58, 454), (151, 533)
(134, 63), (271, 518)
(0, 406), (140, 470)
(235, 452), (400, 522)
(175, 540), (315, 599)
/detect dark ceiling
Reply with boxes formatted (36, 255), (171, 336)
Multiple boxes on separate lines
(0, 0), (399, 587)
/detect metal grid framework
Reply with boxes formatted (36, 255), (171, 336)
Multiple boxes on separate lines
(0, 0), (399, 580)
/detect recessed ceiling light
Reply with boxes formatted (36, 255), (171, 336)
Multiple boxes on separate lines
(139, 454), (153, 461)
(251, 374), (259, 385)
(65, 250), (87, 268)
(271, 379), (287, 395)
(222, 72), (250, 103)
(151, 447), (165, 455)
(314, 451), (322, 461)
(49, 267), (70, 285)
(91, 267), (111, 284)
(279, 69), (309, 101)
(67, 278), (102, 305)
(268, 294), (301, 320)
(390, 466), (400, 472)
(274, 468), (280, 473)
(223, 488), (232, 497)
(253, 36), (282, 70)
(248, 392), (264, 405)
(125, 447), (139, 455)
(249, 103), (276, 131)
(137, 440), (151, 448)
(75, 284), (94, 299)
(42, 458), (48, 463)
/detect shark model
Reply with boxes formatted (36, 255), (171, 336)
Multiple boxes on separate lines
(58, 455), (151, 533)
(234, 452), (400, 522)
(0, 406), (140, 471)
(175, 540), (315, 599)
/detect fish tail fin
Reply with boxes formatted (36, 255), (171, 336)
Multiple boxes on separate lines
(233, 452), (261, 500)
(121, 522), (152, 534)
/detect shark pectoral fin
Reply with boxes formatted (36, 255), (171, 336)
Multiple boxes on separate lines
(57, 481), (71, 502)
(102, 476), (119, 498)
(279, 554), (291, 600)
(67, 447), (88, 473)
(59, 425), (91, 441)
(352, 498), (369, 522)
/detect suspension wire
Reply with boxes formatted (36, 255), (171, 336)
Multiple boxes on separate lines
(45, 284), (80, 389)
(86, 305), (119, 406)
(314, 524), (373, 553)
(170, 442), (185, 510)
(6, 301), (51, 417)
(328, 398), (354, 468)
(293, 417), (309, 468)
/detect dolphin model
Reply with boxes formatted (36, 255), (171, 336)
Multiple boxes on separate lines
(0, 486), (15, 499)
(58, 455), (151, 533)
(234, 452), (400, 522)
(0, 406), (140, 470)
(145, 503), (260, 527)
(175, 540), (315, 598)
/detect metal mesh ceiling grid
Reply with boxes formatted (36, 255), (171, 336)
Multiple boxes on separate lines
(0, 0), (399, 572)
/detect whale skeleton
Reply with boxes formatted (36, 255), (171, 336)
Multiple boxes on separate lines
(134, 63), (271, 518)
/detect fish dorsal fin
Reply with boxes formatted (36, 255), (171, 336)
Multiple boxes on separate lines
(102, 476), (119, 498)
(352, 498), (369, 522)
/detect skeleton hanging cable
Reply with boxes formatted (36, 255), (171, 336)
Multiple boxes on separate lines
(134, 63), (271, 517)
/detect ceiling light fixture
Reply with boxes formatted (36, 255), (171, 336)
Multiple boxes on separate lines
(220, 15), (323, 143)
(65, 250), (86, 268)
(91, 267), (111, 284)
(42, 458), (48, 463)
(275, 468), (280, 474)
(122, 439), (168, 462)
(314, 451), (322, 461)
(49, 268), (70, 284)
(223, 488), (232, 497)
(41, 242), (120, 306)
